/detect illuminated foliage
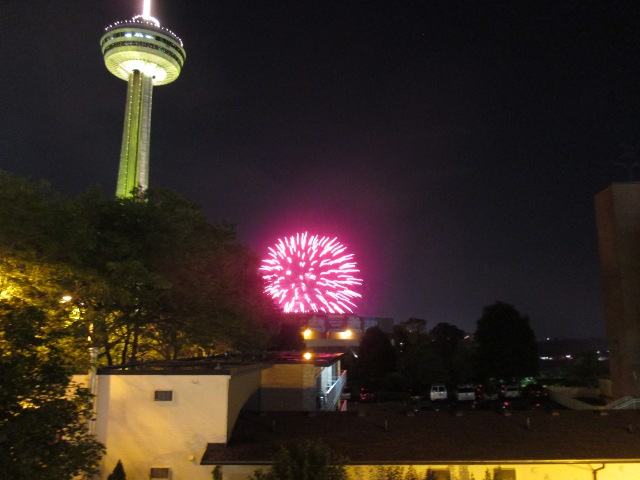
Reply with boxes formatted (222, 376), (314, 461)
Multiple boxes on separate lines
(0, 171), (280, 368)
(261, 233), (362, 314)
(0, 300), (104, 478)
(370, 465), (404, 479)
(247, 440), (349, 480)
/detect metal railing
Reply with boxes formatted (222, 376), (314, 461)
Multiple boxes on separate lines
(324, 370), (347, 411)
(607, 396), (640, 410)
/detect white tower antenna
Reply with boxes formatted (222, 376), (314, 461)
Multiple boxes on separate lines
(136, 0), (160, 26)
(143, 0), (152, 17)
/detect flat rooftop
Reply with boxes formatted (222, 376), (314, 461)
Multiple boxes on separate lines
(202, 409), (640, 465)
(97, 351), (344, 374)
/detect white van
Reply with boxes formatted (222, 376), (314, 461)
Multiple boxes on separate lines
(430, 384), (448, 401)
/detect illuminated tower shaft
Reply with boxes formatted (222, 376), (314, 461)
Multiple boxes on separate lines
(101, 13), (185, 197)
(118, 70), (153, 196)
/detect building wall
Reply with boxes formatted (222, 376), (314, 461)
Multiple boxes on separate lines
(595, 183), (640, 398)
(212, 462), (640, 480)
(226, 365), (265, 441)
(95, 373), (236, 480)
(259, 363), (320, 411)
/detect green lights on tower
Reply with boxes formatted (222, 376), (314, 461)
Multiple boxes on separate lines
(100, 3), (185, 198)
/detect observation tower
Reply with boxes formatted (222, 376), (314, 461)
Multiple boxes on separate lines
(100, 0), (186, 198)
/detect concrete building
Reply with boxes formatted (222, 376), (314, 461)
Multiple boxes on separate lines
(595, 183), (640, 399)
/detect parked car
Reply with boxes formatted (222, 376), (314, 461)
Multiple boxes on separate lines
(430, 384), (448, 402)
(475, 383), (499, 402)
(500, 384), (521, 399)
(455, 385), (477, 402)
(358, 387), (376, 403)
(522, 383), (549, 402)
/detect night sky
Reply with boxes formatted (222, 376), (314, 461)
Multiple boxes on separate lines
(3, 0), (640, 339)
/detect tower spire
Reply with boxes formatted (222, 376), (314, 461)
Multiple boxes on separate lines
(139, 0), (160, 27)
(143, 0), (152, 17)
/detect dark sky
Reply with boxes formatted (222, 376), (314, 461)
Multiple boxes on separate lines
(2, 0), (640, 338)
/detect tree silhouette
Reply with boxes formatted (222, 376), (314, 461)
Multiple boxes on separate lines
(475, 302), (538, 381)
(108, 460), (126, 480)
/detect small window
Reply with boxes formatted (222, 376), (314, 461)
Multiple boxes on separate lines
(154, 390), (173, 402)
(150, 467), (171, 479)
(494, 468), (516, 480)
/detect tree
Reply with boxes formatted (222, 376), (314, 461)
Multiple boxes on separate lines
(108, 460), (127, 480)
(429, 322), (466, 383)
(474, 302), (539, 381)
(395, 319), (435, 391)
(212, 465), (223, 480)
(371, 465), (404, 479)
(0, 300), (104, 478)
(405, 466), (419, 480)
(352, 326), (397, 388)
(247, 440), (349, 480)
(0, 172), (280, 368)
(72, 188), (279, 363)
(565, 350), (608, 387)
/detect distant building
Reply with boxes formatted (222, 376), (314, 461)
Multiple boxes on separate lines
(595, 183), (640, 399)
(285, 313), (394, 351)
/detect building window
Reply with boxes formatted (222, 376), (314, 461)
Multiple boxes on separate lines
(430, 469), (450, 480)
(154, 390), (173, 402)
(494, 468), (516, 480)
(150, 467), (171, 479)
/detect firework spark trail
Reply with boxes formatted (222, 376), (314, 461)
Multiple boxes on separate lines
(261, 232), (363, 314)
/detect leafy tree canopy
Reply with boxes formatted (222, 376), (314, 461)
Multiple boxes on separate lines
(0, 299), (104, 478)
(352, 326), (397, 388)
(474, 301), (539, 381)
(0, 170), (282, 368)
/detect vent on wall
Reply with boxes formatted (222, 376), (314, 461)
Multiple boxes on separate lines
(154, 390), (173, 402)
(150, 467), (171, 479)
(495, 469), (516, 480)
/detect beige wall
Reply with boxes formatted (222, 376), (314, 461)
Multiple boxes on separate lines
(212, 462), (640, 480)
(260, 363), (320, 411)
(227, 365), (265, 442)
(95, 373), (235, 479)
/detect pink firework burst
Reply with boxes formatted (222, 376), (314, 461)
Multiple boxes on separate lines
(260, 232), (363, 314)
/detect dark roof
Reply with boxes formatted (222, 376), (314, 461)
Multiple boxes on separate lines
(97, 351), (342, 374)
(202, 409), (640, 465)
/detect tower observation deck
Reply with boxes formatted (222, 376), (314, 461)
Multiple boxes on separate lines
(100, 4), (185, 197)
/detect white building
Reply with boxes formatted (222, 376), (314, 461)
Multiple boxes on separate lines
(79, 352), (346, 479)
